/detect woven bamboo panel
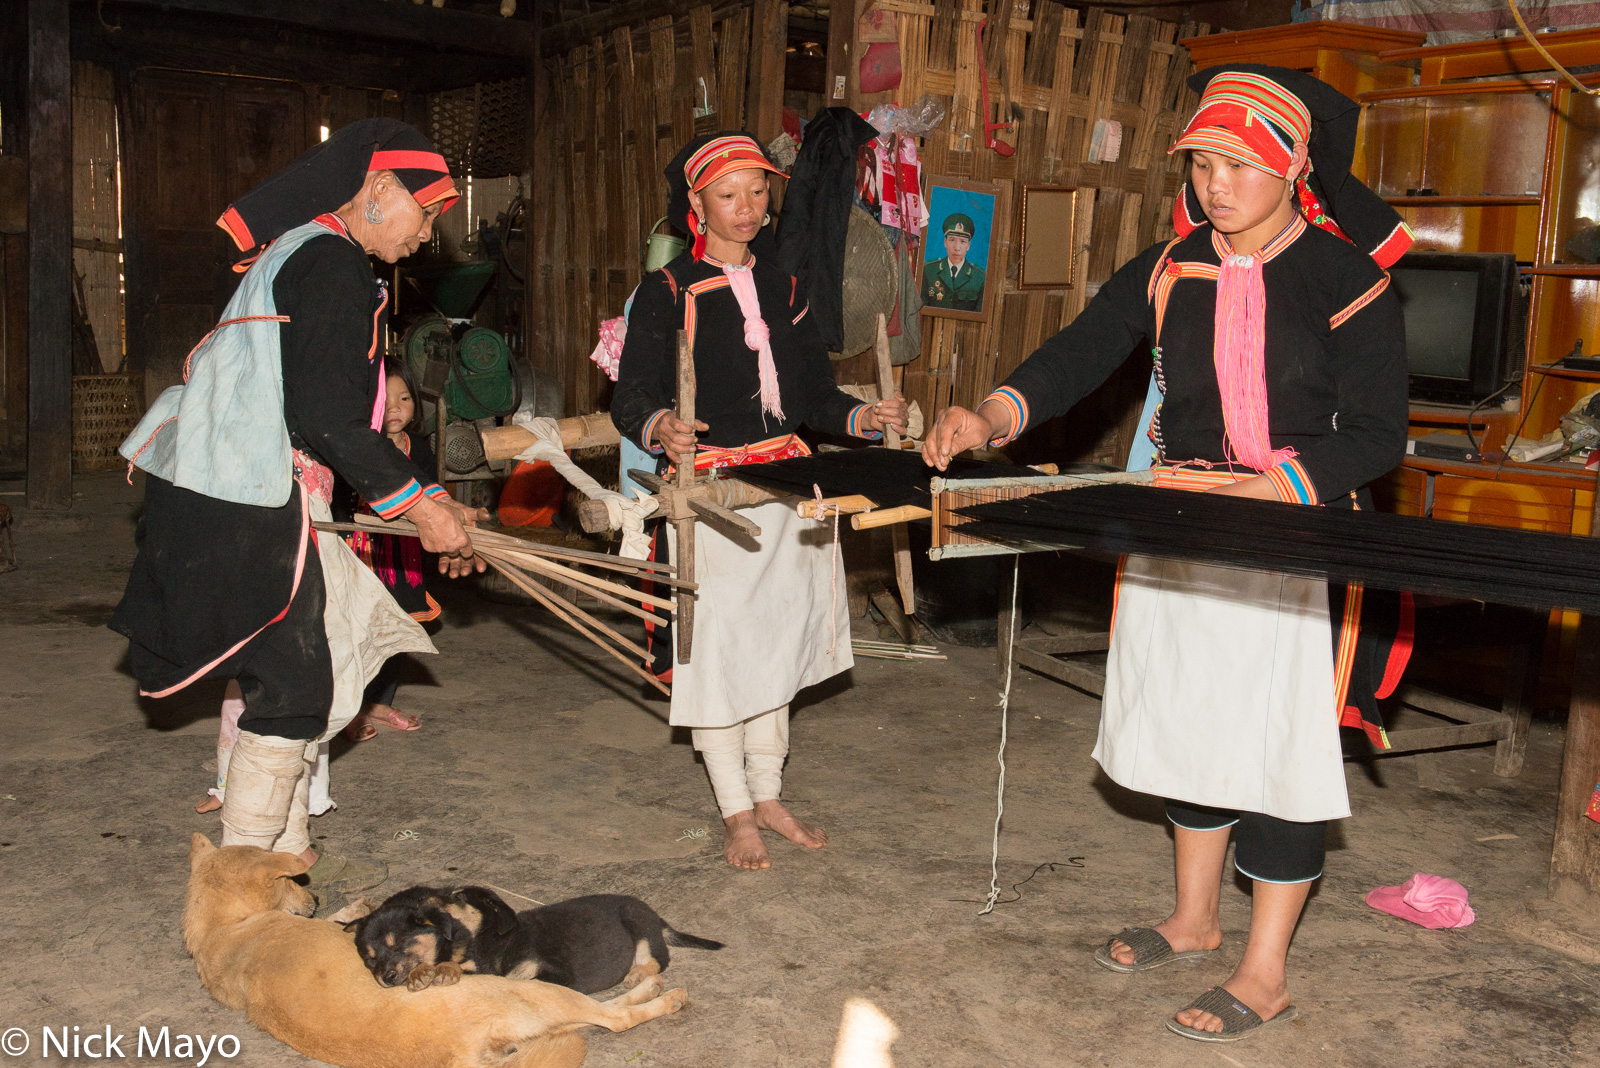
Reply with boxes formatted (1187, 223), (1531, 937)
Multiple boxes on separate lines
(534, 4), (788, 416)
(428, 79), (528, 181)
(886, 2), (1205, 469)
(72, 374), (143, 471)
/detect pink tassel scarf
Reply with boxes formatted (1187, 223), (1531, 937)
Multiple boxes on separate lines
(722, 262), (784, 424)
(1213, 252), (1296, 472)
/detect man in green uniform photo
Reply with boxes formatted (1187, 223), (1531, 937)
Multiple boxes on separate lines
(923, 212), (987, 311)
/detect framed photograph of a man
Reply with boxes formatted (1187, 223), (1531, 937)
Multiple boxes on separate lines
(921, 177), (1000, 322)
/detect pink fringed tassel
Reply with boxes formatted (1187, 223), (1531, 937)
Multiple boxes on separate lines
(1214, 253), (1296, 472)
(723, 264), (784, 424)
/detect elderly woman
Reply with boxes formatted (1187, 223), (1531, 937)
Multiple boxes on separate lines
(926, 67), (1412, 1040)
(113, 120), (484, 891)
(613, 131), (908, 870)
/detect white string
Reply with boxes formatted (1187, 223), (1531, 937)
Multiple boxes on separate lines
(979, 553), (1022, 917)
(811, 482), (841, 655)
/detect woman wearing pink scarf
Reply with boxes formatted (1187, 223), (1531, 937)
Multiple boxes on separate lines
(613, 131), (908, 871)
(926, 68), (1412, 1041)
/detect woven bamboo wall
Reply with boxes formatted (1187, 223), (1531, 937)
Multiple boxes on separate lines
(533, 1), (787, 417)
(72, 61), (123, 373)
(887, 2), (1205, 467)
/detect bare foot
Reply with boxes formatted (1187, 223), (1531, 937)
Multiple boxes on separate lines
(1174, 968), (1292, 1034)
(721, 810), (770, 870)
(1107, 914), (1221, 968)
(194, 794), (222, 814)
(753, 798), (827, 849)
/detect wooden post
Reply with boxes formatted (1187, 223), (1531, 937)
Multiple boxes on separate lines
(26, 0), (71, 511)
(674, 328), (697, 664)
(745, 0), (788, 148)
(1550, 475), (1600, 903)
(873, 313), (916, 623)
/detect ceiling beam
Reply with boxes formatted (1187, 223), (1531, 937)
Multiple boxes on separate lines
(100, 0), (536, 59)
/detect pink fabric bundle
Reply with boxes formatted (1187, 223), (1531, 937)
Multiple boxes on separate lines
(1365, 873), (1476, 929)
(723, 262), (784, 424)
(1213, 253), (1296, 472)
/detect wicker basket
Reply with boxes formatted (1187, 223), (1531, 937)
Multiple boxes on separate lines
(72, 373), (144, 471)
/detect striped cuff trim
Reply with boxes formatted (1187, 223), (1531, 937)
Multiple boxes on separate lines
(846, 403), (882, 440)
(640, 409), (671, 455)
(370, 479), (423, 519)
(1264, 459), (1319, 505)
(424, 483), (451, 502)
(984, 386), (1028, 446)
(792, 304), (809, 325)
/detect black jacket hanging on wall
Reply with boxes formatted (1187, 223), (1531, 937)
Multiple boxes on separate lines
(775, 108), (880, 353)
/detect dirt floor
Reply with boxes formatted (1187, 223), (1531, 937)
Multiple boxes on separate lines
(3, 471), (1600, 1068)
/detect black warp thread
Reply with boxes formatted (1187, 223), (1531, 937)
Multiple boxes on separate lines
(954, 483), (1600, 615)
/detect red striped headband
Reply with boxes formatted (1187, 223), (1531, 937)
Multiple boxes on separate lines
(1169, 71), (1312, 178)
(685, 135), (785, 191)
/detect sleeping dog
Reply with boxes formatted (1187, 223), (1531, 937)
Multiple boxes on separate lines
(349, 886), (723, 995)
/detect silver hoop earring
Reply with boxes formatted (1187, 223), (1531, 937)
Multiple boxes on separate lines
(364, 199), (383, 225)
(696, 220), (706, 235)
(762, 212), (771, 227)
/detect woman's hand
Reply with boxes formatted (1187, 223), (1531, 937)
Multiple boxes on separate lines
(407, 495), (486, 578)
(1206, 476), (1285, 501)
(862, 397), (910, 436)
(651, 411), (708, 465)
(922, 402), (1004, 471)
(441, 498), (490, 526)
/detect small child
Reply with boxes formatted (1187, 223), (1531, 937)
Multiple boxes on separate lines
(339, 364), (444, 741)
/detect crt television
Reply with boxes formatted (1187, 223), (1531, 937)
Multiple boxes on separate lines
(1388, 251), (1524, 406)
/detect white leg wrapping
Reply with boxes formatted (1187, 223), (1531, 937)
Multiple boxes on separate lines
(692, 721), (753, 819)
(220, 732), (311, 850)
(743, 705), (790, 805)
(307, 740), (336, 817)
(271, 739), (318, 857)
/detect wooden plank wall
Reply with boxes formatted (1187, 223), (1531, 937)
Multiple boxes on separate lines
(887, 1), (1205, 467)
(532, 1), (781, 417)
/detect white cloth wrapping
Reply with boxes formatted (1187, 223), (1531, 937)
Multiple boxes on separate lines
(1094, 554), (1350, 823)
(511, 413), (658, 561)
(309, 494), (437, 743)
(667, 500), (852, 729)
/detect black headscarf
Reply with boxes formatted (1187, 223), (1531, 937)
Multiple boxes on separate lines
(1173, 65), (1413, 268)
(217, 118), (458, 254)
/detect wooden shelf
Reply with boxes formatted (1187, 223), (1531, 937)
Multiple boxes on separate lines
(1385, 195), (1541, 206)
(1401, 454), (1599, 489)
(1524, 265), (1600, 278)
(1529, 364), (1600, 381)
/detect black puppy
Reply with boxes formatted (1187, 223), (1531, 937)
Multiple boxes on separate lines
(346, 885), (517, 990)
(351, 885), (723, 995)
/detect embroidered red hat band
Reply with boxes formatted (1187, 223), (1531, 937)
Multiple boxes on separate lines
(1169, 70), (1312, 178)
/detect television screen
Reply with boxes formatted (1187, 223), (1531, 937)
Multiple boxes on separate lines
(1390, 267), (1480, 380)
(1385, 252), (1520, 405)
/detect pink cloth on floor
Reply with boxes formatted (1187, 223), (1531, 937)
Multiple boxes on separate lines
(1365, 873), (1475, 929)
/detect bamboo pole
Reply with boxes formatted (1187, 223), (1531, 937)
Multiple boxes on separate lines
(674, 328), (698, 664)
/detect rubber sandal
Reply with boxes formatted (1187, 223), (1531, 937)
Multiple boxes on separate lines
(369, 706), (421, 732)
(1094, 927), (1213, 973)
(301, 852), (388, 894)
(343, 718), (378, 742)
(1166, 986), (1298, 1042)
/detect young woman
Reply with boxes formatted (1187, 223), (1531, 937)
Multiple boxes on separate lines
(612, 131), (908, 870)
(924, 66), (1413, 1041)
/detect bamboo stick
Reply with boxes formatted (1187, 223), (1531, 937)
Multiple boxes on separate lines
(480, 553), (669, 696)
(336, 515), (682, 577)
(478, 545), (674, 619)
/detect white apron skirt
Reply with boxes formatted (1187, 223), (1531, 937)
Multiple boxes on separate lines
(1093, 554), (1350, 823)
(308, 494), (437, 741)
(667, 499), (853, 729)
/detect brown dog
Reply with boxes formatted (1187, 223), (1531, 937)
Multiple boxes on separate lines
(182, 834), (687, 1068)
